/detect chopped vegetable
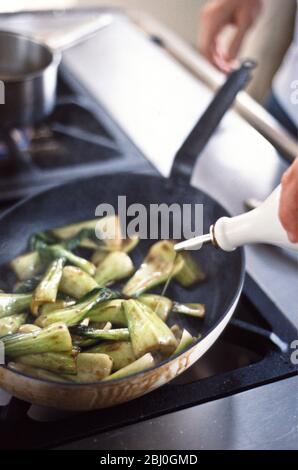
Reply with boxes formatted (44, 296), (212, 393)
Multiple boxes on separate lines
(39, 299), (76, 315)
(10, 251), (42, 281)
(121, 235), (140, 253)
(103, 353), (154, 381)
(8, 362), (66, 382)
(174, 252), (206, 287)
(91, 250), (108, 266)
(87, 341), (136, 371)
(123, 300), (177, 358)
(2, 322), (72, 358)
(171, 324), (183, 341)
(0, 293), (32, 319)
(138, 294), (172, 322)
(0, 313), (27, 337)
(123, 241), (184, 297)
(61, 228), (102, 251)
(51, 219), (99, 240)
(88, 299), (126, 326)
(18, 324), (41, 334)
(173, 329), (195, 355)
(31, 258), (65, 315)
(17, 350), (78, 375)
(172, 302), (205, 318)
(91, 235), (139, 265)
(39, 245), (96, 276)
(2, 216), (207, 385)
(36, 288), (118, 328)
(52, 215), (122, 251)
(95, 251), (134, 286)
(71, 325), (130, 342)
(64, 353), (112, 382)
(59, 266), (98, 299)
(14, 276), (41, 294)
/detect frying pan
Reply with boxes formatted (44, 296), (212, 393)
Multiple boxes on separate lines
(0, 62), (254, 410)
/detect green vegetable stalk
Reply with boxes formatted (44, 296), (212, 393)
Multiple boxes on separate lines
(87, 341), (136, 371)
(173, 329), (195, 355)
(2, 322), (72, 358)
(172, 302), (205, 318)
(59, 266), (98, 299)
(39, 245), (96, 276)
(91, 235), (139, 266)
(17, 350), (78, 375)
(51, 218), (99, 240)
(138, 294), (173, 322)
(10, 251), (42, 281)
(36, 288), (118, 328)
(95, 251), (134, 286)
(123, 300), (177, 358)
(52, 215), (122, 251)
(0, 293), (32, 319)
(174, 252), (206, 287)
(121, 235), (140, 253)
(71, 325), (130, 342)
(31, 258), (65, 315)
(103, 353), (154, 381)
(0, 313), (27, 337)
(8, 362), (66, 383)
(39, 299), (76, 315)
(88, 299), (126, 326)
(91, 250), (108, 266)
(14, 276), (41, 294)
(63, 353), (113, 382)
(123, 241), (184, 297)
(18, 324), (41, 334)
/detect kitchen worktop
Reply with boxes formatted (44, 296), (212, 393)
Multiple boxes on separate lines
(58, 376), (298, 450)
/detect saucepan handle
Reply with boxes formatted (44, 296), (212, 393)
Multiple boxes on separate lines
(170, 60), (256, 185)
(34, 13), (113, 52)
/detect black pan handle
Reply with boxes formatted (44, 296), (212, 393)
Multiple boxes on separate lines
(170, 60), (256, 185)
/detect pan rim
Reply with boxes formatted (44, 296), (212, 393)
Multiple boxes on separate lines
(0, 29), (61, 83)
(0, 173), (245, 388)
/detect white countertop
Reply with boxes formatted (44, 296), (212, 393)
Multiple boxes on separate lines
(62, 14), (297, 326)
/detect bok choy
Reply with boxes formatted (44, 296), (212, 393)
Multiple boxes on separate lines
(123, 241), (184, 297)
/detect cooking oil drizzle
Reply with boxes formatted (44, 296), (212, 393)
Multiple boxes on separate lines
(161, 252), (178, 297)
(154, 253), (178, 317)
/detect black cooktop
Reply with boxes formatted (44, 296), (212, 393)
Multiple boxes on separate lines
(0, 67), (154, 203)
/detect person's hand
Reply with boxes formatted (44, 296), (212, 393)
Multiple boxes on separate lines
(199, 0), (262, 72)
(279, 159), (298, 243)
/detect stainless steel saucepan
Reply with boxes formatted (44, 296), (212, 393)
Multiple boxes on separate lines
(0, 14), (112, 128)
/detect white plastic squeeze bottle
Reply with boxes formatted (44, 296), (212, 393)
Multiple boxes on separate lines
(174, 185), (298, 252)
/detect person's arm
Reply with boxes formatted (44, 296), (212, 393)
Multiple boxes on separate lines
(199, 0), (262, 72)
(279, 159), (298, 243)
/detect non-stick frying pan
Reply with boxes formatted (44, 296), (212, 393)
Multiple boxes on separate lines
(0, 62), (254, 410)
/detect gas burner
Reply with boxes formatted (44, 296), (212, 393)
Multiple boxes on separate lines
(0, 75), (150, 202)
(0, 98), (118, 171)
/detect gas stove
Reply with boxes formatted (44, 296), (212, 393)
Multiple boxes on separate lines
(0, 9), (297, 450)
(0, 69), (154, 205)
